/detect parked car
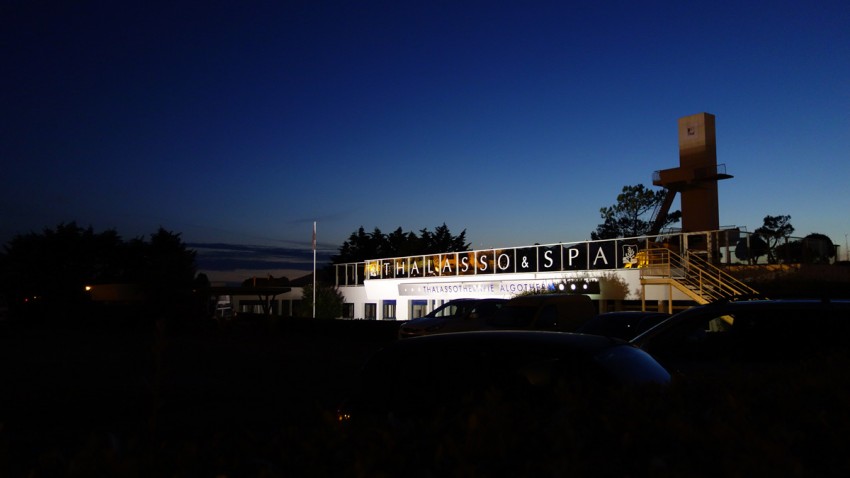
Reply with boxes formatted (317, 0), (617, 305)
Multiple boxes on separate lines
(398, 298), (508, 338)
(337, 330), (671, 426)
(483, 293), (596, 332)
(576, 311), (670, 340)
(630, 299), (850, 381)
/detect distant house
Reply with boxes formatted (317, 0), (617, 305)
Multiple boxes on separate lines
(207, 274), (311, 318)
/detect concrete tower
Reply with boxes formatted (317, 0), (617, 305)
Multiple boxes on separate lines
(653, 112), (731, 233)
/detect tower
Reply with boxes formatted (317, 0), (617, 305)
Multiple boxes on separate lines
(652, 112), (731, 233)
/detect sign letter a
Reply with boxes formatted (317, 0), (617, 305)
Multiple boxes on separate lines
(593, 247), (609, 266)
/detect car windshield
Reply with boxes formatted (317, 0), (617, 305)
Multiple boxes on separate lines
(424, 300), (505, 320)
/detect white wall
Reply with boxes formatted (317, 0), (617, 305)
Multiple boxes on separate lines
(339, 269), (692, 321)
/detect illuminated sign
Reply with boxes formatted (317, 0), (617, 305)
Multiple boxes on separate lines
(366, 239), (640, 280)
(398, 278), (601, 296)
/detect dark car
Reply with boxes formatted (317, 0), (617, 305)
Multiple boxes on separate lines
(631, 299), (850, 381)
(337, 330), (670, 425)
(577, 311), (670, 340)
(483, 293), (597, 332)
(397, 298), (507, 338)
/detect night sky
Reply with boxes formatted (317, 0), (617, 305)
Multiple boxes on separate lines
(3, 0), (848, 283)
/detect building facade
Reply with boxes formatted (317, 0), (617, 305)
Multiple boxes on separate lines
(334, 229), (748, 320)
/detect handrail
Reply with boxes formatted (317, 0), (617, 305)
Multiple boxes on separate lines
(685, 251), (760, 298)
(640, 248), (760, 303)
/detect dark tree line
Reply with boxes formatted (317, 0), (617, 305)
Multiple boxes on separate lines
(737, 215), (835, 264)
(332, 223), (470, 263)
(305, 223), (469, 317)
(0, 222), (200, 319)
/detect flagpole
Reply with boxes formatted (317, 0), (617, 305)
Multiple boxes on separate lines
(312, 221), (317, 319)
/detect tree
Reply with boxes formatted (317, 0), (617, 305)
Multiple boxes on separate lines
(333, 227), (383, 263)
(0, 222), (199, 319)
(735, 235), (769, 264)
(775, 232), (835, 264)
(144, 228), (198, 311)
(385, 227), (421, 257)
(332, 223), (470, 263)
(801, 233), (835, 263)
(591, 185), (681, 240)
(1, 223), (120, 315)
(296, 283), (344, 318)
(755, 215), (794, 264)
(420, 223), (469, 254)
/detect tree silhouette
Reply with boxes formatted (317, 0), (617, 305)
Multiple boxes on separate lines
(296, 283), (344, 319)
(0, 223), (198, 319)
(385, 227), (421, 257)
(1, 223), (119, 314)
(736, 235), (769, 264)
(775, 232), (835, 264)
(755, 215), (794, 264)
(421, 223), (469, 253)
(332, 223), (470, 263)
(591, 184), (681, 240)
(333, 227), (382, 263)
(143, 228), (198, 314)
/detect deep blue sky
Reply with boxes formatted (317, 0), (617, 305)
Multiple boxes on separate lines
(3, 1), (849, 282)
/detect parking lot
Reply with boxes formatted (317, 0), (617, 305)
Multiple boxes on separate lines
(2, 314), (849, 476)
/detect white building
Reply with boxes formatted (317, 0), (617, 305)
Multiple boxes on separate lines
(333, 229), (753, 320)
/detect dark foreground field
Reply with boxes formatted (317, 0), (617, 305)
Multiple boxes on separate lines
(2, 314), (849, 477)
(0, 315), (399, 477)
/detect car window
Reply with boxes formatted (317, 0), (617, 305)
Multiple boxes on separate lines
(430, 303), (461, 318)
(634, 313), (670, 335)
(643, 310), (738, 364)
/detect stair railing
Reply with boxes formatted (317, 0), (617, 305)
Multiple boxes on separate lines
(640, 248), (760, 303)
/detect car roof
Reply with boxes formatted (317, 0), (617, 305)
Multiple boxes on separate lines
(650, 298), (850, 319)
(712, 298), (850, 305)
(394, 329), (623, 353)
(630, 298), (850, 345)
(591, 311), (670, 318)
(505, 293), (591, 305)
(442, 298), (507, 304)
(681, 298), (850, 314)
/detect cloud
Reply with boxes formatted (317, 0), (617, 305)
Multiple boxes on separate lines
(188, 242), (333, 272)
(202, 268), (313, 286)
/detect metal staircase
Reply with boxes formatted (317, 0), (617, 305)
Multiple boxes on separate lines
(647, 188), (677, 237)
(639, 248), (760, 306)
